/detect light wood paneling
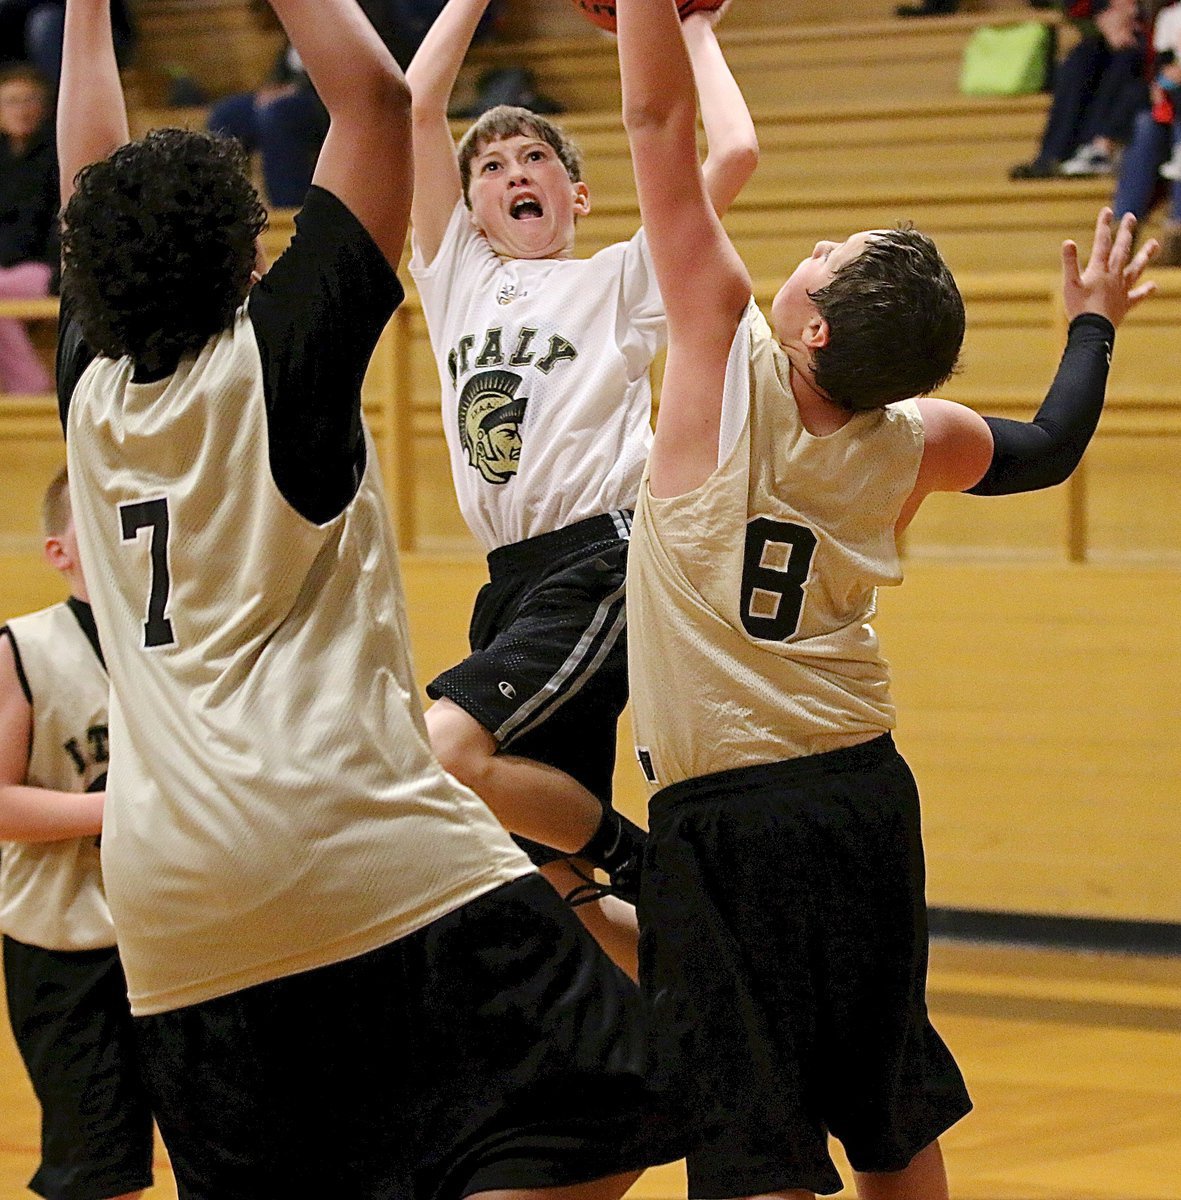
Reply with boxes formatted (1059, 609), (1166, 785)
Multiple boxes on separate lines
(393, 555), (1181, 926)
(876, 561), (1181, 922)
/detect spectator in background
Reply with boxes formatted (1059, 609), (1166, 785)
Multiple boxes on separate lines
(211, 0), (503, 208)
(206, 39), (328, 208)
(1010, 0), (1150, 178)
(0, 64), (56, 393)
(1113, 0), (1181, 262)
(0, 0), (134, 86)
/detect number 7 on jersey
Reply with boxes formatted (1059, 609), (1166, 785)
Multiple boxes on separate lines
(119, 497), (177, 650)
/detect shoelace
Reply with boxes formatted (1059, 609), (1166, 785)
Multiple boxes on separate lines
(562, 858), (637, 908)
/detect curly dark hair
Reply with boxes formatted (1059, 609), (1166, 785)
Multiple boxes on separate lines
(457, 105), (583, 207)
(61, 129), (267, 374)
(809, 225), (965, 412)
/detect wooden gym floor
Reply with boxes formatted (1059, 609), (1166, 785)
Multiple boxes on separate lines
(1, 939), (1178, 1199)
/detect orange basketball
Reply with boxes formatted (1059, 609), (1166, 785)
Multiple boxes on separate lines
(569, 0), (727, 34)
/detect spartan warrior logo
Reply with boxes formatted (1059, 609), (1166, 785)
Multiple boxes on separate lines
(458, 369), (529, 485)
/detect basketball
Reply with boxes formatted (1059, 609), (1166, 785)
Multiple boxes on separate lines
(569, 0), (727, 34)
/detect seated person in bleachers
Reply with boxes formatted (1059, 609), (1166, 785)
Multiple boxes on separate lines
(0, 63), (56, 394)
(1113, 0), (1181, 263)
(1010, 0), (1150, 178)
(0, 0), (133, 86)
(209, 0), (458, 208)
(206, 39), (328, 208)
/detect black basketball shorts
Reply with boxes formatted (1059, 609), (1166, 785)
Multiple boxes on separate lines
(428, 511), (633, 863)
(3, 936), (155, 1200)
(135, 874), (696, 1200)
(637, 734), (972, 1197)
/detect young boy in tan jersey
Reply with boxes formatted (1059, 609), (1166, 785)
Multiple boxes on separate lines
(406, 0), (757, 974)
(615, 0), (1158, 1196)
(1, 467), (153, 1200)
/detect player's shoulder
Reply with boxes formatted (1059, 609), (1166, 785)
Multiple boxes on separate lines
(4, 601), (68, 638)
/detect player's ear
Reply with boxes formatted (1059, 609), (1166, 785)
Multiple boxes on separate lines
(43, 535), (68, 572)
(802, 313), (830, 350)
(572, 181), (590, 218)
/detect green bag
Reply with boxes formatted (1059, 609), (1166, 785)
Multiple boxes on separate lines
(958, 21), (1053, 96)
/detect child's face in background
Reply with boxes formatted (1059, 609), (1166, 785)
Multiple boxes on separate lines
(0, 78), (47, 145)
(467, 134), (590, 261)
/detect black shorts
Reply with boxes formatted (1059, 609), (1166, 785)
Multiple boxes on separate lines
(638, 735), (972, 1197)
(135, 874), (695, 1200)
(3, 936), (154, 1200)
(428, 511), (632, 864)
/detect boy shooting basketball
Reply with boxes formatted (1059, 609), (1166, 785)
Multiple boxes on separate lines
(405, 0), (756, 973)
(615, 0), (1158, 1195)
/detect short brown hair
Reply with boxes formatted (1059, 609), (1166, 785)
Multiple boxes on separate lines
(0, 63), (50, 97)
(456, 105), (583, 207)
(41, 467), (71, 537)
(809, 225), (964, 411)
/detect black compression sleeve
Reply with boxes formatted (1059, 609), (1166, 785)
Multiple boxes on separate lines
(967, 312), (1115, 496)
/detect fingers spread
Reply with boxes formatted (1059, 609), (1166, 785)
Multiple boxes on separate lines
(1107, 211), (1135, 273)
(1061, 238), (1080, 283)
(1087, 206), (1114, 274)
(1125, 237), (1160, 281)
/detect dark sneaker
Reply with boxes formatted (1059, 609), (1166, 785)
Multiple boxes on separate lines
(1009, 158), (1061, 180)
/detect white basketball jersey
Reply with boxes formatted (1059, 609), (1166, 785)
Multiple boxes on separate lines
(1, 602), (113, 951)
(628, 301), (925, 789)
(410, 202), (665, 550)
(66, 307), (533, 1015)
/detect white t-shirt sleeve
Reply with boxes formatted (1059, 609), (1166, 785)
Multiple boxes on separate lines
(408, 202), (485, 352)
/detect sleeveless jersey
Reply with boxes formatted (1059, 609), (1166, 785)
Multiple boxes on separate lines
(0, 602), (112, 951)
(410, 202), (665, 550)
(66, 306), (533, 1016)
(628, 301), (925, 789)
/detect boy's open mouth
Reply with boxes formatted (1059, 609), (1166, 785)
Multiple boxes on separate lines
(510, 197), (544, 220)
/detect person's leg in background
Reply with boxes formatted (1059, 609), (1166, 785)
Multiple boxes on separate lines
(1012, 34), (1110, 177)
(0, 260), (52, 392)
(1112, 107), (1171, 220)
(207, 89), (261, 154)
(1061, 47), (1148, 175)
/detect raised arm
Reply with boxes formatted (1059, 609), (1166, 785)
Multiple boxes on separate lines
(406, 0), (497, 264)
(58, 0), (130, 209)
(897, 209), (1158, 532)
(269, 0), (412, 268)
(0, 634), (103, 842)
(682, 9), (759, 217)
(618, 0), (753, 498)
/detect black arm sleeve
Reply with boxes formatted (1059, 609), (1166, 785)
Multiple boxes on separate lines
(967, 312), (1114, 496)
(248, 186), (403, 525)
(56, 287), (101, 435)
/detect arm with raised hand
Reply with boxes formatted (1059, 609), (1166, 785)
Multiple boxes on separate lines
(897, 209), (1158, 531)
(618, 0), (752, 498)
(58, 0), (129, 210)
(268, 0), (412, 268)
(0, 634), (103, 842)
(406, 0), (498, 264)
(682, 7), (759, 217)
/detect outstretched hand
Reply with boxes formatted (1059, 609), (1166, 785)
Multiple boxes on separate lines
(1061, 207), (1158, 328)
